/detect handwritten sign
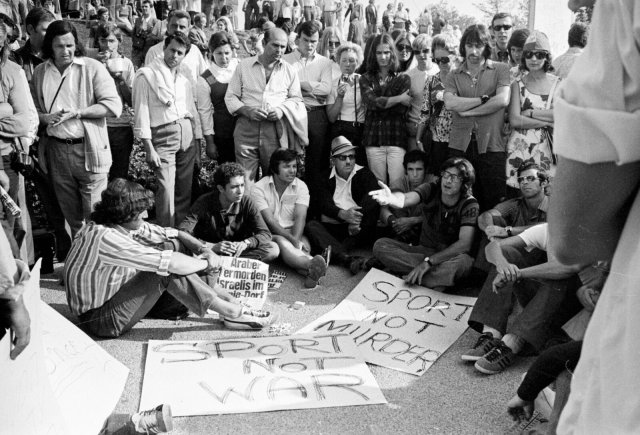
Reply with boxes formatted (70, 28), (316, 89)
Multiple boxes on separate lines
(1, 262), (129, 435)
(217, 257), (269, 310)
(298, 269), (476, 376)
(139, 333), (387, 416)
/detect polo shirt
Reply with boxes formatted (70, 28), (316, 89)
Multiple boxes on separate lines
(493, 195), (549, 227)
(444, 59), (510, 153)
(251, 176), (310, 229)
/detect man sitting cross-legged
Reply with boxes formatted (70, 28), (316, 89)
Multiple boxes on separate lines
(304, 136), (380, 271)
(464, 223), (585, 375)
(64, 179), (274, 338)
(251, 149), (328, 288)
(179, 162), (279, 262)
(366, 157), (478, 290)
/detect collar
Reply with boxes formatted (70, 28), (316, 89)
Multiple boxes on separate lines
(222, 200), (241, 216)
(253, 55), (282, 68)
(566, 46), (583, 54)
(455, 59), (496, 74)
(267, 175), (299, 188)
(45, 56), (85, 71)
(330, 164), (362, 181)
(295, 49), (316, 61)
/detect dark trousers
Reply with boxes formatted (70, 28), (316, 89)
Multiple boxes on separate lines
(449, 136), (506, 211)
(107, 125), (134, 181)
(305, 219), (375, 264)
(304, 109), (329, 218)
(429, 140), (449, 175)
(469, 245), (581, 352)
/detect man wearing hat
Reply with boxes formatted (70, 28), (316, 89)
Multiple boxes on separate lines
(304, 136), (380, 270)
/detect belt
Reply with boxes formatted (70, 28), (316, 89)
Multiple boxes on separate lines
(50, 136), (84, 144)
(154, 117), (189, 130)
(336, 120), (364, 128)
(306, 105), (326, 112)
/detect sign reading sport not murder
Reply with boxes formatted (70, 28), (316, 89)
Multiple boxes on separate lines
(299, 269), (476, 376)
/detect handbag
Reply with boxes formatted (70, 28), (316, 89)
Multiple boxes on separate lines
(9, 138), (36, 177)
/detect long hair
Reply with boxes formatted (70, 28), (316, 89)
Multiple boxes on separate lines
(365, 33), (400, 74)
(459, 24), (491, 60)
(42, 20), (85, 60)
(91, 179), (155, 225)
(0, 22), (10, 66)
(440, 157), (475, 197)
(317, 26), (342, 59)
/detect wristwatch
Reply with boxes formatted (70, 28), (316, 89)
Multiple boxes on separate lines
(506, 226), (513, 237)
(480, 95), (490, 105)
(423, 256), (433, 266)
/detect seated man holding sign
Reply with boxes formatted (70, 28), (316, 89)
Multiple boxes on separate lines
(367, 157), (478, 290)
(179, 163), (279, 262)
(64, 179), (274, 337)
(251, 149), (329, 288)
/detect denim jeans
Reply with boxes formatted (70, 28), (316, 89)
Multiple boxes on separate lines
(365, 146), (406, 190)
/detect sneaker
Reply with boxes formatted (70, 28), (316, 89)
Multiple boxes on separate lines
(474, 341), (516, 375)
(322, 245), (332, 267)
(349, 256), (367, 275)
(223, 306), (274, 330)
(461, 332), (501, 362)
(304, 255), (327, 288)
(130, 404), (173, 434)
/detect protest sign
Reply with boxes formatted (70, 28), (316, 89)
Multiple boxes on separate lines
(216, 257), (269, 309)
(139, 333), (387, 416)
(0, 261), (130, 435)
(298, 269), (476, 376)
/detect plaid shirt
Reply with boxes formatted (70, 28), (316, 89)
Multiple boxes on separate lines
(360, 71), (411, 148)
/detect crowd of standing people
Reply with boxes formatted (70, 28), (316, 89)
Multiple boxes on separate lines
(4, 0), (639, 433)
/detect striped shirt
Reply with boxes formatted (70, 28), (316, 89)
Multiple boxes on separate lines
(64, 222), (179, 315)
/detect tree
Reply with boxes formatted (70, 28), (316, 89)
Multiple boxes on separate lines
(473, 0), (530, 27)
(427, 0), (478, 32)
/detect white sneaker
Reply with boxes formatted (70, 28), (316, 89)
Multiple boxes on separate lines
(223, 306), (274, 330)
(130, 404), (173, 434)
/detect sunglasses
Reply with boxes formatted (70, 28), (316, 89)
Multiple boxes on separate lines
(335, 153), (356, 161)
(517, 175), (538, 184)
(493, 24), (512, 31)
(397, 44), (412, 51)
(524, 51), (548, 60)
(328, 41), (340, 47)
(413, 49), (430, 55)
(433, 56), (451, 65)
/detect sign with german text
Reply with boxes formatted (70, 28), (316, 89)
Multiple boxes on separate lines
(298, 269), (476, 376)
(139, 333), (386, 416)
(216, 257), (269, 310)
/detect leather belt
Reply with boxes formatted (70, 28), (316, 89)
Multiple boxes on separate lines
(154, 117), (189, 130)
(50, 136), (84, 144)
(306, 105), (326, 112)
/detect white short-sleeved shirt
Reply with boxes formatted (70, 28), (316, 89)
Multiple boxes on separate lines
(251, 176), (310, 230)
(517, 223), (548, 252)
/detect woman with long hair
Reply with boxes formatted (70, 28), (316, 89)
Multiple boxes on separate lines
(197, 31), (240, 165)
(393, 30), (415, 72)
(505, 31), (559, 196)
(359, 33), (411, 189)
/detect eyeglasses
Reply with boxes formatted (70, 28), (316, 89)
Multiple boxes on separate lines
(433, 56), (451, 65)
(335, 153), (356, 161)
(440, 170), (462, 182)
(492, 24), (512, 31)
(413, 49), (430, 55)
(517, 175), (538, 184)
(328, 41), (340, 47)
(524, 51), (548, 60)
(397, 44), (412, 51)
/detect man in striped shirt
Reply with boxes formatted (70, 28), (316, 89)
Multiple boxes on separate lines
(64, 178), (273, 337)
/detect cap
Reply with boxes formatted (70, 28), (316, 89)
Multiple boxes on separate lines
(331, 136), (357, 157)
(523, 31), (551, 53)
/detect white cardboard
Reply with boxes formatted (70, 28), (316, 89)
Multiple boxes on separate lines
(139, 333), (387, 416)
(298, 269), (476, 376)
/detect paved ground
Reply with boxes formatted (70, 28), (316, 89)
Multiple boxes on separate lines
(40, 258), (529, 435)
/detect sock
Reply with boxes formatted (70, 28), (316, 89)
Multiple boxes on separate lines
(502, 333), (525, 354)
(482, 326), (503, 340)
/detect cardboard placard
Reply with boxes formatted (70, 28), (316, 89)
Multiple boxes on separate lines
(216, 257), (269, 310)
(298, 269), (476, 376)
(139, 333), (387, 416)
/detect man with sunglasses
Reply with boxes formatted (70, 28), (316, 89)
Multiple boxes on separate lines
(305, 136), (380, 271)
(366, 157), (478, 290)
(490, 12), (514, 66)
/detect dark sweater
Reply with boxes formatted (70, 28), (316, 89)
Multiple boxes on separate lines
(178, 192), (271, 249)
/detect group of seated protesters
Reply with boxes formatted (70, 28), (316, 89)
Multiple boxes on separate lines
(0, 6), (602, 430)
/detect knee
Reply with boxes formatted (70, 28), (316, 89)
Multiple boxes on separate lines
(372, 237), (393, 258)
(261, 241), (280, 262)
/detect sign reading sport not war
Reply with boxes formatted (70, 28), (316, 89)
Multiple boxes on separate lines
(298, 269), (476, 376)
(139, 333), (387, 416)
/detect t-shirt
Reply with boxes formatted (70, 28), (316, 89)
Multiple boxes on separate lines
(413, 182), (479, 250)
(518, 223), (548, 252)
